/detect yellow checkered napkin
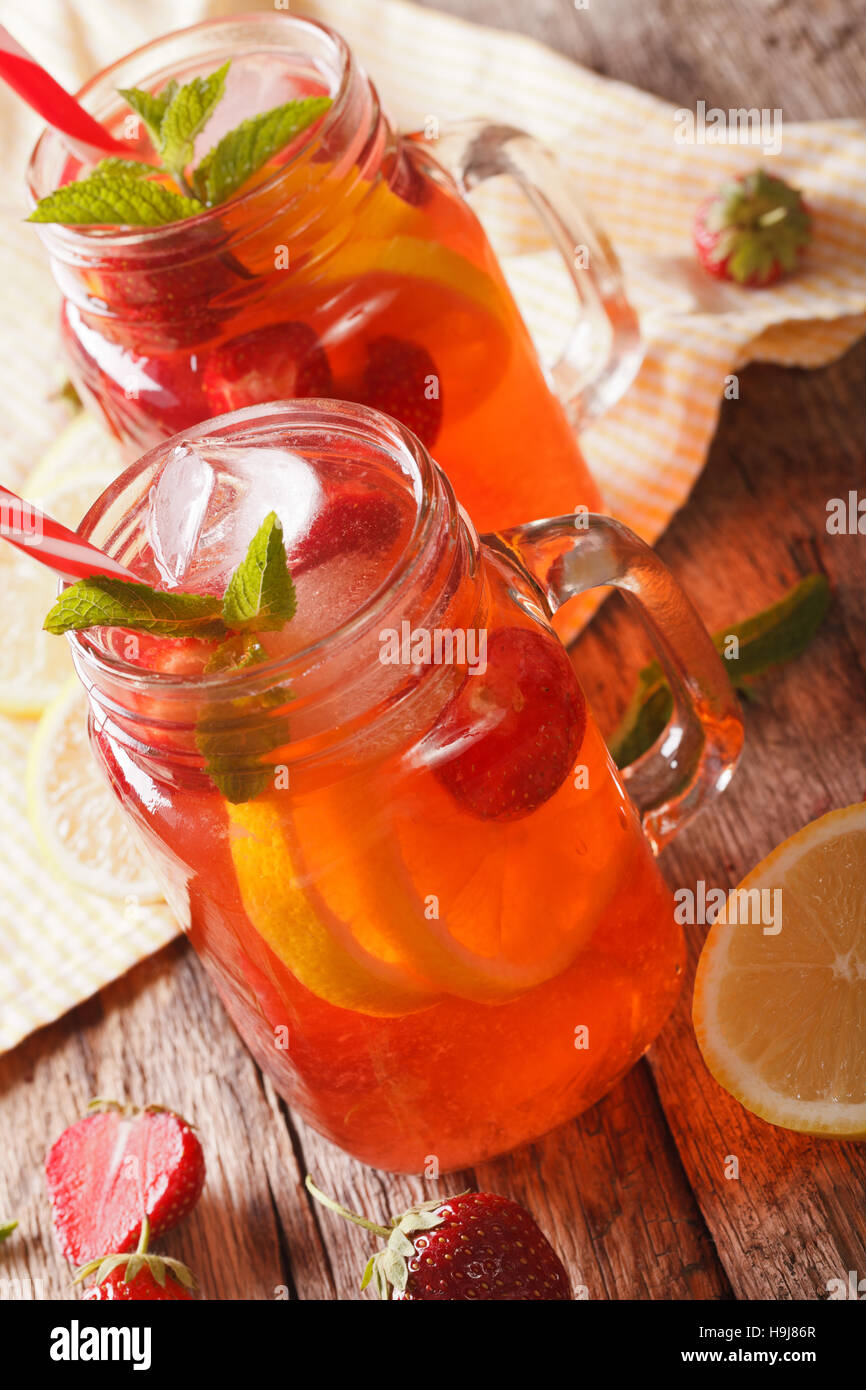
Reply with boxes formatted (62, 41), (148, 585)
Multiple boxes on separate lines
(1, 0), (865, 1051)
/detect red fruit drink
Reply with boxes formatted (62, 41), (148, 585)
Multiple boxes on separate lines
(28, 15), (641, 548)
(67, 402), (696, 1175)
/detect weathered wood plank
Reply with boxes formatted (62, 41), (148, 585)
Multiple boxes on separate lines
(575, 340), (866, 1298)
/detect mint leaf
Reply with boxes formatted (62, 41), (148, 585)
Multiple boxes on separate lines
(608, 574), (831, 768)
(196, 685), (292, 804)
(204, 632), (268, 675)
(44, 577), (225, 638)
(42, 512), (299, 804)
(92, 157), (152, 179)
(119, 80), (179, 146)
(193, 96), (332, 205)
(0, 1220), (17, 1245)
(159, 62), (230, 182)
(222, 512), (296, 632)
(28, 174), (203, 226)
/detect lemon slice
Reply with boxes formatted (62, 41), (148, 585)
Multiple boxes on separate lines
(0, 468), (117, 717)
(26, 678), (162, 902)
(227, 799), (438, 1018)
(693, 802), (866, 1138)
(318, 236), (506, 323)
(26, 411), (124, 495)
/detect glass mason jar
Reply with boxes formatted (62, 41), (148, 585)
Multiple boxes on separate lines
(68, 401), (742, 1174)
(27, 12), (641, 538)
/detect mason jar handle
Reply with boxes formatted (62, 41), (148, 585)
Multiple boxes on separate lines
(427, 120), (643, 425)
(485, 514), (744, 852)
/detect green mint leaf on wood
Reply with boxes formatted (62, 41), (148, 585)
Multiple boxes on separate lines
(222, 511), (296, 633)
(193, 96), (332, 205)
(118, 80), (179, 146)
(158, 61), (230, 185)
(0, 1220), (18, 1244)
(28, 175), (203, 226)
(44, 577), (226, 639)
(608, 574), (831, 769)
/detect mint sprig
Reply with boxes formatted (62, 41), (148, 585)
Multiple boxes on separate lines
(44, 512), (297, 804)
(27, 176), (204, 227)
(28, 61), (332, 227)
(44, 578), (225, 638)
(157, 61), (230, 192)
(223, 511), (297, 631)
(118, 80), (179, 146)
(193, 96), (332, 205)
(44, 511), (295, 642)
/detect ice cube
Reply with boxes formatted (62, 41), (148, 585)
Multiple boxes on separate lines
(146, 440), (322, 591)
(147, 442), (215, 586)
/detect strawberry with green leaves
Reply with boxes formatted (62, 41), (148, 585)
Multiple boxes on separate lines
(306, 1177), (573, 1300)
(693, 169), (812, 287)
(77, 1217), (197, 1302)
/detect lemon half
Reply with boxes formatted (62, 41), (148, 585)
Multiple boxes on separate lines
(693, 802), (866, 1138)
(27, 678), (162, 902)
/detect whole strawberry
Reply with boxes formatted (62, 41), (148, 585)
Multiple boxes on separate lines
(693, 169), (812, 286)
(77, 1216), (197, 1301)
(360, 336), (443, 448)
(290, 489), (404, 574)
(432, 626), (587, 821)
(203, 320), (333, 413)
(46, 1100), (205, 1264)
(306, 1178), (572, 1300)
(83, 1265), (194, 1301)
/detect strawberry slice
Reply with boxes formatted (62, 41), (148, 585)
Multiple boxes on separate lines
(202, 321), (333, 414)
(359, 336), (443, 448)
(290, 490), (404, 574)
(45, 1101), (205, 1265)
(432, 627), (586, 821)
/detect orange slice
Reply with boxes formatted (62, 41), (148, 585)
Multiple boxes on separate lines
(290, 733), (623, 1004)
(226, 798), (437, 1018)
(693, 802), (866, 1137)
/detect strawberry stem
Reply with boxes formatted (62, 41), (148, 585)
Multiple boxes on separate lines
(305, 1176), (391, 1240)
(136, 1216), (151, 1257)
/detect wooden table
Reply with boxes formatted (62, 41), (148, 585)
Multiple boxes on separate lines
(2, 0), (865, 1301)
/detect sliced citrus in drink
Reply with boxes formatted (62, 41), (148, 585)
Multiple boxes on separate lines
(319, 236), (506, 323)
(27, 678), (162, 901)
(289, 737), (622, 1005)
(227, 798), (438, 1018)
(0, 468), (118, 717)
(693, 802), (866, 1138)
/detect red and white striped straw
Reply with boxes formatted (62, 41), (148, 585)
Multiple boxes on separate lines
(0, 484), (135, 584)
(0, 24), (125, 157)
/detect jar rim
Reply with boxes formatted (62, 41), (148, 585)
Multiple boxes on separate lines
(26, 12), (354, 250)
(69, 399), (450, 705)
